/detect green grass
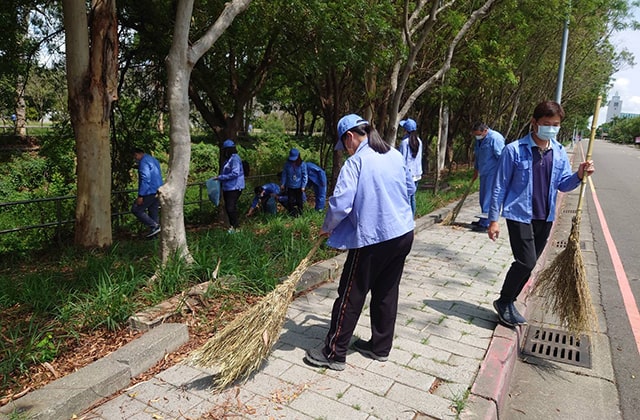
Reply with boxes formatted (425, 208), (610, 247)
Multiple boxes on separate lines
(0, 167), (475, 396)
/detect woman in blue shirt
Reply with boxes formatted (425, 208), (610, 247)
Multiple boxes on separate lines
(304, 114), (415, 371)
(488, 101), (594, 327)
(398, 118), (423, 215)
(280, 148), (308, 217)
(215, 139), (245, 230)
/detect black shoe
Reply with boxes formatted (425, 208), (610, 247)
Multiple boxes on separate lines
(472, 225), (488, 232)
(304, 348), (345, 371)
(493, 299), (518, 328)
(146, 225), (161, 238)
(471, 221), (480, 226)
(510, 302), (528, 325)
(351, 339), (388, 362)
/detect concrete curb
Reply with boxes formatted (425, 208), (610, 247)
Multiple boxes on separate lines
(0, 323), (189, 420)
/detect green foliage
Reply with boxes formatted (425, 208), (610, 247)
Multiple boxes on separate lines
(191, 142), (219, 179)
(601, 117), (640, 144)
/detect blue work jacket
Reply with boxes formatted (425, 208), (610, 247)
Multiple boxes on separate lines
(305, 162), (327, 187)
(474, 129), (505, 177)
(281, 161), (308, 189)
(489, 133), (581, 223)
(398, 136), (423, 182)
(251, 183), (280, 209)
(137, 154), (163, 196)
(218, 154), (245, 191)
(322, 139), (415, 250)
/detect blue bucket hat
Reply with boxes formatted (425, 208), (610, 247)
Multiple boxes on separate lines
(288, 148), (300, 161)
(222, 139), (235, 148)
(336, 114), (369, 150)
(399, 118), (417, 132)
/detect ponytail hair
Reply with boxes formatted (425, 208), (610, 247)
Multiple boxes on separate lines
(408, 131), (419, 158)
(343, 122), (390, 154)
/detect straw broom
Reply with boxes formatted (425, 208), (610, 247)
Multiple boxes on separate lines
(531, 95), (601, 335)
(187, 237), (324, 390)
(440, 177), (475, 225)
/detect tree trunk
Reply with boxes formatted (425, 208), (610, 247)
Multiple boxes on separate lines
(15, 76), (27, 137)
(63, 0), (118, 248)
(159, 0), (252, 264)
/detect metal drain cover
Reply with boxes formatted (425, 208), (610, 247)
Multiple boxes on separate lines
(522, 326), (591, 368)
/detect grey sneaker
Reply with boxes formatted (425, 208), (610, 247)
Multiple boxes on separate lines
(304, 348), (345, 371)
(510, 302), (527, 325)
(493, 299), (518, 328)
(351, 339), (388, 362)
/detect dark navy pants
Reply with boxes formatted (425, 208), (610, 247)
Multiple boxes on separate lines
(323, 230), (414, 362)
(498, 219), (552, 302)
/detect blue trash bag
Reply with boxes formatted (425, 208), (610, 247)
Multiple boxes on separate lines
(206, 178), (221, 206)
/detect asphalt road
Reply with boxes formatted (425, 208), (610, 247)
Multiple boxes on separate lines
(586, 139), (640, 419)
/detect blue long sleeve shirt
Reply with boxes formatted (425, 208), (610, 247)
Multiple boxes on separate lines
(474, 129), (505, 176)
(398, 136), (423, 182)
(218, 154), (245, 191)
(489, 133), (581, 223)
(281, 161), (308, 189)
(137, 154), (163, 196)
(305, 162), (327, 187)
(322, 139), (415, 250)
(251, 183), (280, 209)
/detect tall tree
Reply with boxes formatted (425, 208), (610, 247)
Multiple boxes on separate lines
(159, 0), (251, 263)
(62, 0), (118, 248)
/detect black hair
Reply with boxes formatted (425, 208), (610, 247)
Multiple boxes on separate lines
(343, 123), (390, 154)
(222, 146), (237, 161)
(254, 185), (264, 195)
(472, 122), (488, 131)
(133, 148), (145, 154)
(532, 101), (565, 121)
(408, 131), (419, 158)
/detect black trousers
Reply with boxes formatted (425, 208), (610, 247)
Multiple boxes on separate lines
(223, 189), (242, 228)
(287, 187), (304, 217)
(323, 230), (414, 362)
(499, 219), (553, 303)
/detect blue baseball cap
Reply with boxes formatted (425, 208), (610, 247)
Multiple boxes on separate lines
(399, 118), (417, 132)
(288, 148), (300, 161)
(222, 139), (235, 148)
(336, 114), (369, 150)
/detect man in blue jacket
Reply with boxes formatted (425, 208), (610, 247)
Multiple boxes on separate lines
(247, 183), (280, 216)
(471, 122), (505, 231)
(132, 148), (163, 238)
(304, 162), (327, 211)
(488, 101), (594, 327)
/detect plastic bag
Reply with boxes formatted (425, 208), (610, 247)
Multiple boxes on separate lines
(206, 178), (221, 206)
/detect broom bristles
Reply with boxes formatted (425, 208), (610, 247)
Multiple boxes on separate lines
(187, 240), (321, 390)
(531, 215), (597, 335)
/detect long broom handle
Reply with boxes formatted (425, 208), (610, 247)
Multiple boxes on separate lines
(575, 95), (602, 215)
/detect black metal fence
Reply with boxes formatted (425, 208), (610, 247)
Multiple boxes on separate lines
(0, 173), (277, 250)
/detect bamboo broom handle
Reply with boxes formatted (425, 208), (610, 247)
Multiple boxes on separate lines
(575, 95), (602, 215)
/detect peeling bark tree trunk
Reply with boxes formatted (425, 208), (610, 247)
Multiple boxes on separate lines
(62, 0), (118, 248)
(159, 0), (251, 264)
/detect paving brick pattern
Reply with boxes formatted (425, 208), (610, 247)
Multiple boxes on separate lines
(77, 196), (515, 420)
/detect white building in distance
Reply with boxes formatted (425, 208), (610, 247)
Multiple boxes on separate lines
(606, 93), (622, 122)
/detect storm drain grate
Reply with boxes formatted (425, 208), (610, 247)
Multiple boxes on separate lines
(563, 209), (578, 214)
(522, 326), (591, 368)
(552, 239), (586, 250)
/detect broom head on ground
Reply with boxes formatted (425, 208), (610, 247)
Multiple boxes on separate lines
(531, 213), (597, 334)
(186, 238), (323, 390)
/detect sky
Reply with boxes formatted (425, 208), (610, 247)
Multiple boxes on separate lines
(599, 9), (640, 125)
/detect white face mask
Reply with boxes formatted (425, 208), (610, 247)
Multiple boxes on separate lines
(475, 135), (485, 140)
(536, 125), (560, 141)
